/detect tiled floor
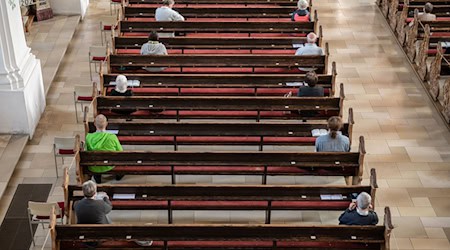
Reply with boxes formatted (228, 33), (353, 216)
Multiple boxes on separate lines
(0, 0), (450, 249)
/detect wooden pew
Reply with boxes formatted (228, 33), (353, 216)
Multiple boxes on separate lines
(125, 0), (306, 7)
(101, 60), (335, 96)
(75, 135), (365, 185)
(51, 207), (394, 250)
(118, 20), (317, 37)
(83, 108), (354, 149)
(107, 50), (329, 74)
(64, 167), (377, 224)
(111, 27), (323, 54)
(93, 83), (343, 121)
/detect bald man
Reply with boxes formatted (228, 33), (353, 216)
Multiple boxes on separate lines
(85, 115), (124, 184)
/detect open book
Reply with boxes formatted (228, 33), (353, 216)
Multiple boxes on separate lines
(311, 129), (328, 137)
(109, 80), (141, 87)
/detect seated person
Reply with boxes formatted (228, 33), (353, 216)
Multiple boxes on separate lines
(85, 114), (124, 184)
(315, 116), (350, 152)
(338, 192), (379, 225)
(419, 2), (436, 22)
(295, 32), (323, 72)
(291, 0), (310, 22)
(155, 0), (185, 37)
(140, 31), (168, 72)
(297, 71), (324, 97)
(75, 180), (153, 246)
(110, 75), (136, 115)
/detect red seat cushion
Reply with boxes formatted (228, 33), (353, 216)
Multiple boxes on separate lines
(92, 56), (106, 61)
(116, 49), (140, 54)
(180, 88), (255, 95)
(58, 149), (75, 155)
(171, 201), (268, 209)
(113, 166), (172, 173)
(77, 96), (93, 101)
(267, 167), (356, 175)
(168, 241), (273, 247)
(262, 137), (316, 143)
(112, 200), (168, 208)
(271, 201), (349, 209)
(111, 0), (121, 2)
(177, 136), (260, 143)
(131, 87), (179, 94)
(118, 136), (175, 142)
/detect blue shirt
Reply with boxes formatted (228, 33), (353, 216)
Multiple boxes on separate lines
(315, 132), (350, 152)
(295, 43), (324, 71)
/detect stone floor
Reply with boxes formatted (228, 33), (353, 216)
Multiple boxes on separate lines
(1, 0), (450, 249)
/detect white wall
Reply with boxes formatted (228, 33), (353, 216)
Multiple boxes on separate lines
(50, 0), (89, 19)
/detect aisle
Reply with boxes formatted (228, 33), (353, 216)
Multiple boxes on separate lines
(315, 0), (450, 248)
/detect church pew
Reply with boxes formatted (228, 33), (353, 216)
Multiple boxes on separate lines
(75, 136), (365, 185)
(118, 20), (317, 37)
(107, 51), (329, 74)
(111, 28), (323, 55)
(93, 83), (343, 121)
(83, 108), (354, 149)
(101, 62), (334, 97)
(64, 168), (377, 224)
(125, 0), (306, 7)
(51, 207), (393, 250)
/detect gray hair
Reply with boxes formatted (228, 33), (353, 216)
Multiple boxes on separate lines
(297, 0), (308, 10)
(356, 192), (371, 210)
(162, 0), (174, 6)
(306, 32), (317, 44)
(82, 180), (97, 198)
(115, 75), (128, 93)
(94, 114), (108, 130)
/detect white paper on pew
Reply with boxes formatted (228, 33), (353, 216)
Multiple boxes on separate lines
(109, 80), (141, 87)
(292, 44), (304, 48)
(285, 82), (304, 86)
(320, 195), (332, 200)
(113, 193), (136, 199)
(331, 194), (344, 200)
(441, 41), (450, 48)
(106, 130), (119, 134)
(311, 129), (327, 137)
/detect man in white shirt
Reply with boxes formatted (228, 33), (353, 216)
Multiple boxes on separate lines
(295, 32), (323, 72)
(155, 0), (185, 21)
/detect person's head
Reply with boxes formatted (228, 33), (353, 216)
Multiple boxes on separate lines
(297, 0), (308, 10)
(304, 71), (318, 87)
(115, 74), (128, 93)
(148, 31), (159, 42)
(94, 114), (108, 131)
(356, 192), (372, 210)
(162, 0), (175, 8)
(82, 180), (97, 198)
(327, 116), (343, 139)
(306, 32), (317, 44)
(424, 2), (433, 13)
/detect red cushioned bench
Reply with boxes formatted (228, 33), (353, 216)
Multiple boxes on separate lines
(117, 20), (317, 38)
(93, 84), (342, 121)
(75, 136), (365, 185)
(64, 168), (377, 224)
(125, 0), (307, 7)
(107, 51), (329, 75)
(52, 208), (393, 250)
(83, 108), (353, 150)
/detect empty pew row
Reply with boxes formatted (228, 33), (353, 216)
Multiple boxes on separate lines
(101, 62), (334, 96)
(124, 0), (307, 7)
(118, 21), (317, 37)
(75, 136), (365, 185)
(107, 51), (329, 74)
(111, 29), (323, 55)
(93, 83), (343, 121)
(51, 208), (393, 250)
(84, 107), (353, 149)
(121, 6), (312, 22)
(64, 168), (377, 224)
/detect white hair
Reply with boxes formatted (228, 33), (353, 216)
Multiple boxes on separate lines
(115, 74), (128, 93)
(95, 114), (108, 130)
(82, 180), (97, 198)
(297, 0), (308, 10)
(306, 32), (317, 44)
(356, 192), (371, 210)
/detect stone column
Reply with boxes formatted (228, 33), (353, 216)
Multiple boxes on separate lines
(0, 0), (45, 137)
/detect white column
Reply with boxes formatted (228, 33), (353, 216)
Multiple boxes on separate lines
(0, 0), (45, 137)
(50, 0), (90, 20)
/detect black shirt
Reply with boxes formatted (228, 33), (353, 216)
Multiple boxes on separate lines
(74, 198), (112, 224)
(338, 209), (379, 225)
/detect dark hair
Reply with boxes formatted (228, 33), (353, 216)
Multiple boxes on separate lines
(327, 116), (343, 139)
(424, 2), (433, 13)
(148, 31), (159, 41)
(304, 71), (318, 87)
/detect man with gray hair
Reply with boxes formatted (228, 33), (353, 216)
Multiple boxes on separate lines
(74, 180), (112, 224)
(338, 192), (378, 225)
(295, 32), (323, 72)
(85, 114), (124, 184)
(155, 0), (185, 21)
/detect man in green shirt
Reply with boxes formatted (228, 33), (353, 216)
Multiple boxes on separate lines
(86, 114), (124, 184)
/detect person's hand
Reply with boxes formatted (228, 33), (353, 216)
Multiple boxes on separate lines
(348, 202), (356, 210)
(369, 204), (373, 210)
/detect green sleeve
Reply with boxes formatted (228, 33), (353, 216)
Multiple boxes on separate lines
(113, 135), (123, 151)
